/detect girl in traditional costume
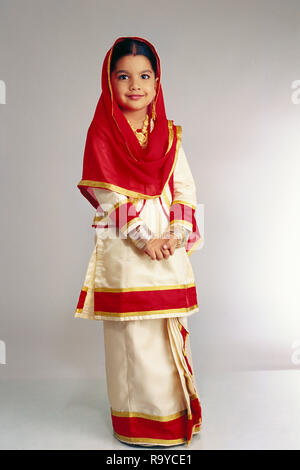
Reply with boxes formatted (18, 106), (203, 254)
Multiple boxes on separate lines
(75, 36), (203, 447)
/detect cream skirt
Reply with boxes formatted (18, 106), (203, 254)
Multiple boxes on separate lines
(103, 316), (202, 447)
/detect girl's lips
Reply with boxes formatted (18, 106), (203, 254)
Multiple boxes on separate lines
(128, 95), (144, 100)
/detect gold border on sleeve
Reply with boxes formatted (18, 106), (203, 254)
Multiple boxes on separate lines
(187, 236), (203, 257)
(170, 219), (193, 229)
(171, 199), (196, 210)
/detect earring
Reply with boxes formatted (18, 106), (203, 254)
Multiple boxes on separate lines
(152, 101), (156, 121)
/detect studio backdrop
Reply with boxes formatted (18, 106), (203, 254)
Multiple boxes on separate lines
(0, 0), (299, 379)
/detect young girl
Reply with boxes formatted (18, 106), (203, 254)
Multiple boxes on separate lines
(75, 36), (203, 447)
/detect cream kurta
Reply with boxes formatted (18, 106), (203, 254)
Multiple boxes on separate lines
(74, 143), (202, 322)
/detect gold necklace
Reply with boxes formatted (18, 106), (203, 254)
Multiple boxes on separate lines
(127, 114), (149, 148)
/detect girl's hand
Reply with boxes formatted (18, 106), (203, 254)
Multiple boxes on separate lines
(143, 233), (179, 260)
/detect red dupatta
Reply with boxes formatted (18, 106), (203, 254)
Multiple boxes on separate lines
(77, 36), (181, 209)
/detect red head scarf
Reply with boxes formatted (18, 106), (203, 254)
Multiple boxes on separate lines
(77, 36), (182, 209)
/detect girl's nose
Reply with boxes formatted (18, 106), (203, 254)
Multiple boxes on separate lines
(129, 79), (141, 90)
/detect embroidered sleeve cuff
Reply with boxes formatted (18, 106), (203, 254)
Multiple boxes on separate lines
(170, 201), (195, 232)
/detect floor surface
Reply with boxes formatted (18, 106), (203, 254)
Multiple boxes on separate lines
(0, 370), (299, 450)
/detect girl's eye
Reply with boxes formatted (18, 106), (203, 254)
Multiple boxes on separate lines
(117, 74), (150, 80)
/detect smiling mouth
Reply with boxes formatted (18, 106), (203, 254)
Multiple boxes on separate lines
(127, 95), (144, 99)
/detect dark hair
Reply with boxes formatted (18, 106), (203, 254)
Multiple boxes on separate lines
(110, 38), (158, 77)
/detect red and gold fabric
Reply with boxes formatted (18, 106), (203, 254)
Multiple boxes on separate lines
(75, 143), (201, 321)
(77, 36), (180, 206)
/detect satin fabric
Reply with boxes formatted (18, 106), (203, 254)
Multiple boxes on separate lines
(103, 316), (202, 446)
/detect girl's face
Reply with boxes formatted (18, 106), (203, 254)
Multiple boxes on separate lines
(110, 54), (158, 114)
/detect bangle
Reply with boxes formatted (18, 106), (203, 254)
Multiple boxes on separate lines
(161, 229), (181, 249)
(128, 223), (154, 250)
(162, 226), (191, 249)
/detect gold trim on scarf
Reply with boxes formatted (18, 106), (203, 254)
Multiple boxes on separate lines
(166, 120), (174, 154)
(77, 124), (182, 200)
(79, 180), (160, 199)
(161, 125), (181, 190)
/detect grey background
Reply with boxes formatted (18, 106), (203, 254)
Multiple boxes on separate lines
(0, 0), (300, 380)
